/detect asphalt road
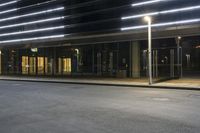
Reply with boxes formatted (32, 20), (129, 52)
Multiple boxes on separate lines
(0, 80), (200, 133)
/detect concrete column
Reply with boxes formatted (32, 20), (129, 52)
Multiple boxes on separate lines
(0, 50), (1, 75)
(53, 47), (57, 76)
(131, 41), (141, 78)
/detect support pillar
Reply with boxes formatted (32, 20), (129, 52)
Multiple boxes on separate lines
(0, 50), (1, 75)
(130, 41), (141, 78)
(53, 47), (57, 76)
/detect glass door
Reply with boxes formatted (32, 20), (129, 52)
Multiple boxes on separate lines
(63, 58), (71, 75)
(22, 56), (29, 74)
(57, 57), (71, 75)
(44, 57), (53, 75)
(37, 57), (44, 75)
(29, 57), (36, 75)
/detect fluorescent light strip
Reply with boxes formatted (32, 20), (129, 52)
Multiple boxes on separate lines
(122, 12), (159, 20)
(0, 7), (64, 23)
(122, 5), (200, 20)
(160, 5), (200, 14)
(0, 16), (64, 30)
(0, 0), (17, 7)
(0, 35), (65, 44)
(121, 18), (200, 31)
(132, 0), (168, 7)
(0, 8), (18, 15)
(0, 0), (59, 16)
(0, 26), (64, 37)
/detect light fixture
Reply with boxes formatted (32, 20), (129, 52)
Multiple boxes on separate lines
(0, 16), (65, 30)
(178, 36), (182, 40)
(122, 5), (200, 20)
(144, 16), (152, 22)
(0, 26), (65, 37)
(0, 35), (65, 44)
(0, 0), (60, 16)
(131, 0), (168, 7)
(121, 18), (200, 31)
(31, 48), (38, 52)
(75, 49), (79, 54)
(0, 7), (64, 23)
(0, 0), (18, 7)
(0, 8), (18, 15)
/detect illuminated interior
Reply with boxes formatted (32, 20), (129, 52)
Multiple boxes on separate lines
(29, 57), (36, 75)
(58, 58), (71, 75)
(63, 58), (71, 74)
(22, 56), (28, 74)
(37, 57), (44, 75)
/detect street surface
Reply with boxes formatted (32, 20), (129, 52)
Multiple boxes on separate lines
(0, 80), (200, 133)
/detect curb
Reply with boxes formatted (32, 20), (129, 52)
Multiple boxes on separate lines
(0, 78), (200, 91)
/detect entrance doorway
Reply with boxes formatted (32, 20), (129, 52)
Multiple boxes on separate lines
(37, 57), (44, 75)
(29, 57), (36, 75)
(58, 57), (71, 75)
(63, 58), (71, 74)
(21, 56), (50, 75)
(22, 56), (29, 74)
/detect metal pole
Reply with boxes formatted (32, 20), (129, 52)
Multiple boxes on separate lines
(180, 47), (183, 77)
(148, 20), (153, 85)
(177, 38), (180, 77)
(176, 36), (182, 78)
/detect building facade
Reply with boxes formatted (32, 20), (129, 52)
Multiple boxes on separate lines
(0, 0), (200, 80)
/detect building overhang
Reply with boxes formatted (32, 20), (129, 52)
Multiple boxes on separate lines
(1, 24), (200, 49)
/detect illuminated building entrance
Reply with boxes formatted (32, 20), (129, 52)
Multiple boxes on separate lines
(58, 57), (72, 75)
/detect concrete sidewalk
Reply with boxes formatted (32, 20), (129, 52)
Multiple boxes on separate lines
(0, 76), (199, 90)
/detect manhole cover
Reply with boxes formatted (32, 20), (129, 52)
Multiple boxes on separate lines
(12, 84), (22, 86)
(152, 97), (170, 101)
(71, 86), (83, 89)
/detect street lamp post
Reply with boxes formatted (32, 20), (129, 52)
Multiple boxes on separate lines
(144, 16), (152, 85)
(176, 36), (181, 78)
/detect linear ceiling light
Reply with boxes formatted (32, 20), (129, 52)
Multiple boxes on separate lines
(0, 7), (64, 23)
(0, 0), (59, 16)
(0, 34), (65, 44)
(0, 8), (18, 15)
(122, 12), (159, 20)
(121, 18), (200, 31)
(0, 0), (18, 7)
(0, 16), (65, 30)
(131, 0), (168, 7)
(122, 5), (200, 20)
(0, 26), (65, 37)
